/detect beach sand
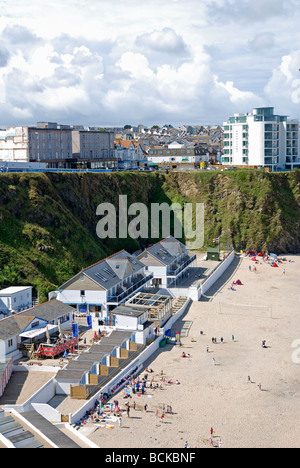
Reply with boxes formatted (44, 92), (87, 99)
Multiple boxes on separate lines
(84, 255), (300, 448)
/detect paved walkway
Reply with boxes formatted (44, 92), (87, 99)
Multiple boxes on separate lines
(22, 410), (82, 448)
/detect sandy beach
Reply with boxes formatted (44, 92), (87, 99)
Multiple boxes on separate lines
(83, 254), (300, 449)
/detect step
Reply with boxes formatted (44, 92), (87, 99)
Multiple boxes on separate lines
(0, 415), (14, 426)
(8, 430), (35, 448)
(19, 439), (44, 449)
(0, 422), (24, 438)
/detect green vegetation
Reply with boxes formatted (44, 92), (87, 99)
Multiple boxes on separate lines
(0, 170), (299, 301)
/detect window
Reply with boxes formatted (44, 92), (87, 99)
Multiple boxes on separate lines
(80, 290), (85, 297)
(60, 314), (70, 323)
(8, 339), (13, 348)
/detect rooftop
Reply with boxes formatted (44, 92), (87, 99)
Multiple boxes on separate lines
(0, 300), (74, 341)
(0, 286), (32, 296)
(138, 236), (188, 266)
(110, 305), (146, 318)
(60, 250), (145, 291)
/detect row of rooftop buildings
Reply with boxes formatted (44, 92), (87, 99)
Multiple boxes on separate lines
(0, 107), (298, 172)
(0, 236), (196, 360)
(0, 236), (198, 402)
(0, 121), (221, 171)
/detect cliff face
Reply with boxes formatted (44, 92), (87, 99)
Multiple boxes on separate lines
(0, 170), (300, 300)
(165, 170), (300, 254)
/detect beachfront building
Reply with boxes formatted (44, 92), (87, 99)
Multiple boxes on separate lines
(0, 287), (33, 318)
(55, 250), (153, 323)
(137, 236), (197, 289)
(55, 329), (143, 396)
(222, 107), (300, 171)
(106, 304), (155, 345)
(0, 300), (74, 361)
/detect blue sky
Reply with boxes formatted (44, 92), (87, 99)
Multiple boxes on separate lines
(0, 0), (300, 127)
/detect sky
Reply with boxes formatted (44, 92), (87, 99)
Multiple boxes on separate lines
(0, 0), (300, 127)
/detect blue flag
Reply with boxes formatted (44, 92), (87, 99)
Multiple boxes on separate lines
(72, 322), (78, 338)
(87, 315), (92, 328)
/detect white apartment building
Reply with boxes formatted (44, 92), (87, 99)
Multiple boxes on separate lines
(222, 107), (300, 171)
(0, 287), (33, 318)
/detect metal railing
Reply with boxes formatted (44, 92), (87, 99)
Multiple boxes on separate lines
(167, 254), (197, 277)
(107, 273), (153, 303)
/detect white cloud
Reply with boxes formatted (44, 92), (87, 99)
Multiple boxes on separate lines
(136, 28), (189, 56)
(0, 0), (299, 126)
(264, 50), (300, 109)
(249, 33), (276, 52)
(216, 80), (264, 106)
(117, 52), (154, 80)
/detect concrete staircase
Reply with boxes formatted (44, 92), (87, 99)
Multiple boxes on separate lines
(171, 296), (188, 314)
(0, 409), (44, 448)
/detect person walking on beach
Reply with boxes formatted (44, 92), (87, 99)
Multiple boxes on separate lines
(212, 358), (216, 366)
(127, 404), (131, 418)
(118, 416), (123, 428)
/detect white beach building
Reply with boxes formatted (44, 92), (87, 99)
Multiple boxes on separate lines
(0, 286), (33, 318)
(137, 236), (197, 289)
(55, 250), (153, 325)
(0, 300), (74, 361)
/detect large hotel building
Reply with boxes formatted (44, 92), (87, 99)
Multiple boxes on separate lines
(222, 107), (300, 171)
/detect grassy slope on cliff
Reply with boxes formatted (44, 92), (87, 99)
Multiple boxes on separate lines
(0, 170), (300, 301)
(165, 169), (300, 253)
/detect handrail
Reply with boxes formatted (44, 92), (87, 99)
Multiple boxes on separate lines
(107, 273), (153, 303)
(168, 254), (197, 277)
